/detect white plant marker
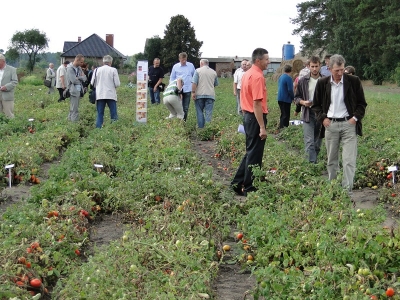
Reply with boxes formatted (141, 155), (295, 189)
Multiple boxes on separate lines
(94, 164), (103, 173)
(5, 164), (15, 188)
(388, 166), (397, 187)
(28, 118), (34, 128)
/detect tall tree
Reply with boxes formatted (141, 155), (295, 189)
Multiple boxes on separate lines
(144, 35), (163, 66)
(162, 15), (203, 71)
(10, 29), (49, 73)
(291, 0), (400, 84)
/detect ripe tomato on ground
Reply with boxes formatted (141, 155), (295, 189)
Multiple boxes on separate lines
(29, 278), (42, 288)
(386, 287), (395, 297)
(237, 233), (243, 240)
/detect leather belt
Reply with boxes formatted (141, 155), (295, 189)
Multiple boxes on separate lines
(328, 116), (352, 122)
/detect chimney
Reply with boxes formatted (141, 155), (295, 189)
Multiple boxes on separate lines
(106, 34), (114, 47)
(78, 36), (81, 42)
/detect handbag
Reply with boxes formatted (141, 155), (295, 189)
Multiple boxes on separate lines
(88, 68), (98, 104)
(44, 79), (51, 88)
(89, 88), (96, 104)
(63, 89), (70, 99)
(158, 82), (166, 92)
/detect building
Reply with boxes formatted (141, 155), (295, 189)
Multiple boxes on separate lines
(201, 56), (282, 77)
(61, 34), (126, 67)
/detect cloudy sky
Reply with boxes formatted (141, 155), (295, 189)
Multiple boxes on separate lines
(2, 0), (303, 59)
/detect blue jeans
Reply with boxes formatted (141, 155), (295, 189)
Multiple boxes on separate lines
(149, 87), (160, 104)
(181, 92), (191, 121)
(195, 98), (214, 128)
(96, 99), (118, 128)
(303, 110), (322, 163)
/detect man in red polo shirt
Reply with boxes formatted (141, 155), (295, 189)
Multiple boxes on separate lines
(231, 48), (270, 196)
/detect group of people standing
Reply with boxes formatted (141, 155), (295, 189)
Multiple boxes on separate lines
(231, 48), (367, 198)
(150, 52), (219, 128)
(46, 54), (120, 128)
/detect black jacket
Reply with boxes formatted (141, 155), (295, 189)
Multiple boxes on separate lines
(311, 74), (367, 138)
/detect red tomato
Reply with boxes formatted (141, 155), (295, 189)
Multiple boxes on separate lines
(75, 249), (81, 256)
(237, 233), (244, 240)
(387, 173), (393, 179)
(392, 193), (396, 197)
(30, 242), (39, 249)
(16, 281), (24, 286)
(26, 262), (31, 268)
(29, 278), (42, 288)
(26, 248), (32, 254)
(386, 287), (395, 297)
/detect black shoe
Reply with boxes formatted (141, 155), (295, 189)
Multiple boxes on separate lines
(231, 185), (245, 196)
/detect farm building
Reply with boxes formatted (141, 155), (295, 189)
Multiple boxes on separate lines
(201, 56), (282, 77)
(61, 34), (126, 67)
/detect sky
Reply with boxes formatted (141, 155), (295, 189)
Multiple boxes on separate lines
(2, 0), (303, 60)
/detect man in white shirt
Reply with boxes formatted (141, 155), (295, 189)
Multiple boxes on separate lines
(56, 61), (70, 102)
(90, 55), (120, 128)
(233, 59), (249, 115)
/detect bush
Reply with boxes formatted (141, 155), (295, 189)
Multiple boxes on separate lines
(19, 75), (43, 86)
(394, 62), (400, 87)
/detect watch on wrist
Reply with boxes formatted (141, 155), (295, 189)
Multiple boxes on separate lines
(353, 116), (358, 122)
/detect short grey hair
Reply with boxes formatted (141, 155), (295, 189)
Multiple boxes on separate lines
(200, 59), (209, 65)
(329, 54), (345, 69)
(103, 55), (113, 63)
(0, 54), (5, 61)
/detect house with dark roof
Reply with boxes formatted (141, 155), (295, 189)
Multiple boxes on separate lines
(61, 34), (126, 67)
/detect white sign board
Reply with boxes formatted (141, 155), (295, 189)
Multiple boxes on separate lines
(136, 61), (148, 123)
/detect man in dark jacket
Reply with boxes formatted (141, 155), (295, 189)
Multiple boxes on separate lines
(312, 54), (367, 192)
(294, 56), (322, 163)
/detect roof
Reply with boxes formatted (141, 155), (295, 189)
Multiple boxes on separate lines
(201, 57), (233, 63)
(63, 42), (78, 52)
(61, 34), (126, 59)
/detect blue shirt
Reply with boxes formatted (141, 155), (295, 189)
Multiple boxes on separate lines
(170, 62), (195, 93)
(277, 73), (294, 103)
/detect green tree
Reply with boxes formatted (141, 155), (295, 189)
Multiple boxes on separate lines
(162, 15), (203, 71)
(144, 35), (163, 66)
(291, 0), (400, 84)
(10, 29), (49, 73)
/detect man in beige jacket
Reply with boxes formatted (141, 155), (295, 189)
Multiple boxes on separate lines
(0, 54), (18, 118)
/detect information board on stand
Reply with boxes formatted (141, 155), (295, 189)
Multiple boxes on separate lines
(136, 60), (149, 123)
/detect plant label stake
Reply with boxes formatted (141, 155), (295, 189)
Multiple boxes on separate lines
(5, 164), (15, 188)
(388, 166), (397, 187)
(94, 164), (103, 173)
(28, 118), (34, 128)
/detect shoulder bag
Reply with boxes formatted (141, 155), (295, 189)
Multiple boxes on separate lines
(89, 68), (97, 104)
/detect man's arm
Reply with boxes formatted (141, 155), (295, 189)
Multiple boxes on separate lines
(170, 65), (176, 81)
(4, 68), (18, 91)
(253, 100), (267, 139)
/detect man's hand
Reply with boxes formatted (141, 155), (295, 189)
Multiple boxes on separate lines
(259, 128), (267, 140)
(0, 86), (6, 91)
(323, 118), (331, 127)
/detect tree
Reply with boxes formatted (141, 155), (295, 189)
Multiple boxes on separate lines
(291, 0), (400, 84)
(10, 29), (49, 73)
(144, 35), (163, 66)
(162, 15), (203, 71)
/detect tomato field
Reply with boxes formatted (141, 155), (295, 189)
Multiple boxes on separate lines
(1, 73), (400, 299)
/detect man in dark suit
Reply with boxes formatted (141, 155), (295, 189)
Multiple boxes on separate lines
(0, 54), (18, 118)
(312, 54), (367, 192)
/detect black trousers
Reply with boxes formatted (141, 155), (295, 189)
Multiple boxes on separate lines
(231, 112), (267, 193)
(57, 88), (65, 101)
(278, 101), (291, 128)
